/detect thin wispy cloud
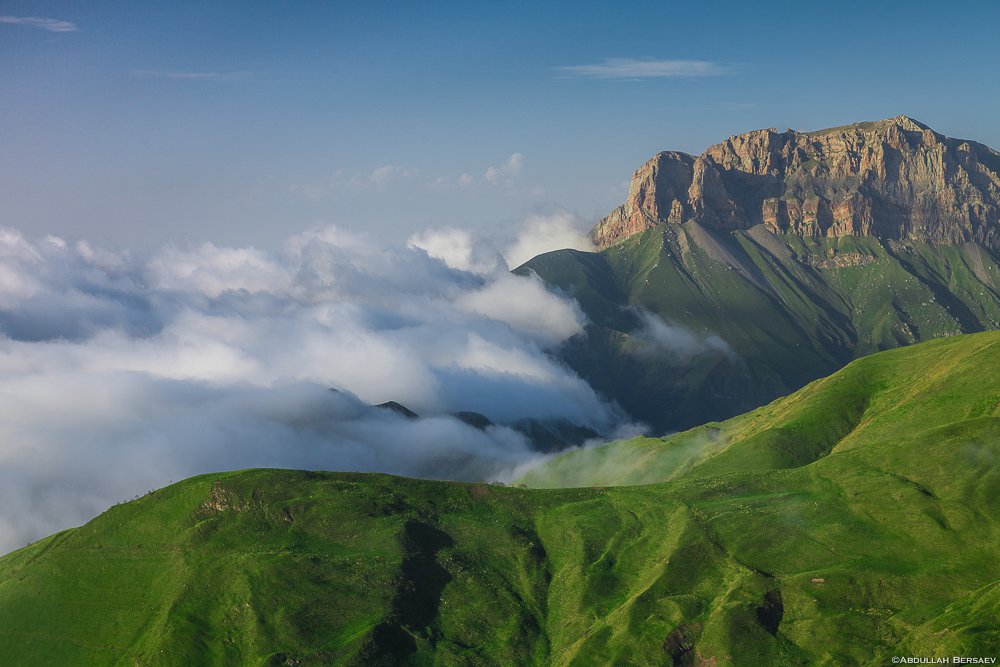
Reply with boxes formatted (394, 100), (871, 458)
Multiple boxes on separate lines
(290, 161), (483, 199)
(557, 58), (732, 80)
(370, 164), (418, 185)
(485, 153), (523, 184)
(0, 15), (77, 32)
(132, 69), (253, 81)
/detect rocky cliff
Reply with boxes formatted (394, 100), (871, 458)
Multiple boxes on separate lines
(592, 115), (1000, 250)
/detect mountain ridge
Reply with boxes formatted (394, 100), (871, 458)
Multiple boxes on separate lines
(522, 223), (1000, 432)
(592, 115), (1000, 250)
(518, 329), (1000, 487)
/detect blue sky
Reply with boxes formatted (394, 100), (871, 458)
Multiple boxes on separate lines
(2, 0), (999, 249)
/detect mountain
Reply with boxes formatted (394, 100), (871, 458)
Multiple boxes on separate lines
(2, 332), (999, 665)
(591, 115), (1000, 250)
(520, 117), (1000, 432)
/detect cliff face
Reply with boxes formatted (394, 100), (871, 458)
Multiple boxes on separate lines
(592, 116), (1000, 249)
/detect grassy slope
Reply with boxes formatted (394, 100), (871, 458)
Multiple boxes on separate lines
(521, 332), (1000, 658)
(2, 335), (1000, 664)
(520, 225), (1000, 433)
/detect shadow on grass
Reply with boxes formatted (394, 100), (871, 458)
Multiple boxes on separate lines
(361, 520), (454, 665)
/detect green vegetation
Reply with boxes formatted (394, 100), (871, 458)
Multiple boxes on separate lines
(802, 120), (881, 136)
(3, 333), (1000, 664)
(520, 224), (1000, 432)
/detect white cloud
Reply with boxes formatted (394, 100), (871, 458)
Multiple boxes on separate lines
(557, 58), (732, 80)
(630, 310), (732, 358)
(503, 211), (596, 269)
(459, 173), (474, 186)
(369, 164), (417, 185)
(0, 377), (536, 555)
(485, 152), (524, 184)
(455, 272), (586, 347)
(0, 225), (622, 553)
(0, 15), (77, 32)
(147, 242), (293, 297)
(407, 228), (499, 274)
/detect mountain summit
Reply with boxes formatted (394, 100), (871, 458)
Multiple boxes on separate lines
(593, 115), (1000, 249)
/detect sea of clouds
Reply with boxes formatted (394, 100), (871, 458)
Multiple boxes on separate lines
(0, 211), (735, 553)
(0, 214), (630, 553)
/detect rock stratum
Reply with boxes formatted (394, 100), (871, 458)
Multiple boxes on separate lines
(593, 115), (1000, 250)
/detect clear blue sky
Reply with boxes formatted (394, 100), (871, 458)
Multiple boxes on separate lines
(2, 0), (999, 249)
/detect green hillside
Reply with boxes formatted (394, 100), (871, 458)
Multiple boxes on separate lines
(520, 224), (1000, 432)
(2, 333), (1000, 664)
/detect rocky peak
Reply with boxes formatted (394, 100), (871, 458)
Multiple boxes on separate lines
(884, 114), (928, 131)
(590, 151), (694, 248)
(591, 116), (1000, 250)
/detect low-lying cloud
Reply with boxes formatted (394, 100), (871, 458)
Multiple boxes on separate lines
(630, 309), (732, 358)
(0, 225), (623, 553)
(407, 227), (499, 274)
(409, 211), (596, 274)
(503, 211), (595, 269)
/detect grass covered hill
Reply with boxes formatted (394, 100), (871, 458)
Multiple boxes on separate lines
(2, 333), (1000, 664)
(520, 223), (1000, 433)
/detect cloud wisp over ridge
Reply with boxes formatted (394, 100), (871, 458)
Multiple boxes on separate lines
(0, 15), (77, 32)
(0, 225), (627, 554)
(557, 58), (732, 80)
(503, 211), (595, 269)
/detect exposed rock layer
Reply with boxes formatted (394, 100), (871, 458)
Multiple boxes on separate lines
(592, 116), (1000, 250)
